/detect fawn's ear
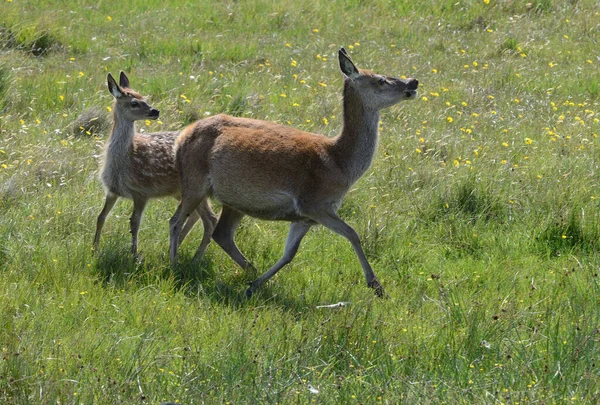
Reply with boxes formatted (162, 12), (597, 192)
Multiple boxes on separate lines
(119, 71), (130, 89)
(339, 48), (360, 79)
(107, 73), (124, 99)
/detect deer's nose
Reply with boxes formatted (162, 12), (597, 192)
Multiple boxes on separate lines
(149, 108), (160, 118)
(406, 78), (419, 90)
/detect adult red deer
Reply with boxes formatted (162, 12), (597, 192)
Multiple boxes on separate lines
(169, 48), (418, 297)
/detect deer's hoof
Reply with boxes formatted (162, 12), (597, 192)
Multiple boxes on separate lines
(246, 281), (260, 299)
(369, 280), (386, 299)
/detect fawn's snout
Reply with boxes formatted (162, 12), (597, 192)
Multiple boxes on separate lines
(148, 108), (160, 119)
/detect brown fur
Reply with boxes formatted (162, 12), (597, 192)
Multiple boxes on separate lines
(175, 114), (340, 220)
(169, 49), (419, 297)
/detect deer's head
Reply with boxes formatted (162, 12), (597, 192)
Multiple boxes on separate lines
(107, 71), (160, 122)
(339, 48), (418, 111)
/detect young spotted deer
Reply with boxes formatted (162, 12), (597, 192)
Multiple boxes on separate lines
(94, 72), (216, 254)
(169, 49), (418, 297)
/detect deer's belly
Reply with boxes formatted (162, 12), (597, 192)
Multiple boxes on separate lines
(213, 188), (304, 221)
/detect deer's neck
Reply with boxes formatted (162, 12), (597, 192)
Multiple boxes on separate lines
(105, 110), (136, 161)
(332, 85), (380, 183)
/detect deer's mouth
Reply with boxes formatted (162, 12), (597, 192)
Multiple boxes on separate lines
(405, 90), (418, 99)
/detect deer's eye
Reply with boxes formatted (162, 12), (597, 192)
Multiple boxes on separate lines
(378, 78), (387, 85)
(130, 100), (140, 108)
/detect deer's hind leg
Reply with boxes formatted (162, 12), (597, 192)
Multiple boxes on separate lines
(179, 209), (200, 245)
(130, 196), (148, 255)
(191, 200), (218, 263)
(246, 220), (312, 298)
(169, 191), (207, 265)
(212, 205), (251, 270)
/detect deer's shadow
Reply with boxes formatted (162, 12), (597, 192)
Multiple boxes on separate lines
(92, 242), (310, 310)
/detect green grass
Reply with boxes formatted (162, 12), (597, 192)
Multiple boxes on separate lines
(1, 0), (600, 403)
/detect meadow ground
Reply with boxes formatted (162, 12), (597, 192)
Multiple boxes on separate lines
(1, 0), (599, 403)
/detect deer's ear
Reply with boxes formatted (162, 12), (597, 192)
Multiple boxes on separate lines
(119, 71), (130, 89)
(339, 48), (359, 79)
(107, 73), (123, 99)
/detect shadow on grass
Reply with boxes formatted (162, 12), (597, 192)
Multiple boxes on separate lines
(92, 242), (309, 311)
(535, 206), (600, 257)
(93, 242), (146, 285)
(171, 255), (309, 310)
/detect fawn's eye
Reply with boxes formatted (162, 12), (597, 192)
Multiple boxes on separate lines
(130, 100), (139, 108)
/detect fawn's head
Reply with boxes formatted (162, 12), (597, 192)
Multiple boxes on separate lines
(339, 48), (418, 111)
(107, 71), (160, 122)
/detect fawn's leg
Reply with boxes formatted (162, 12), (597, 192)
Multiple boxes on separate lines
(246, 221), (312, 298)
(93, 193), (118, 250)
(130, 197), (148, 255)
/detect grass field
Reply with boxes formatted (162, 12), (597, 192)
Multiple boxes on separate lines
(1, 0), (600, 403)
